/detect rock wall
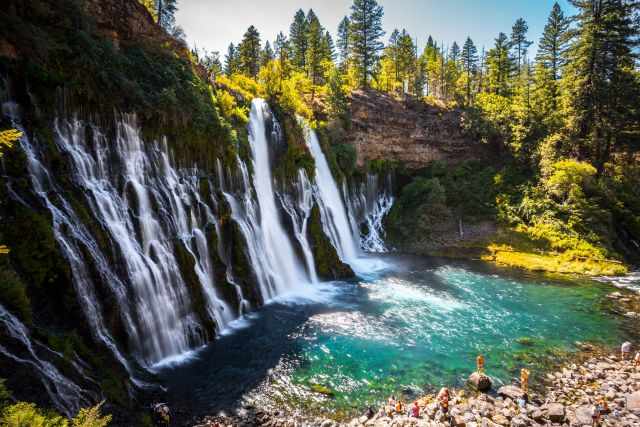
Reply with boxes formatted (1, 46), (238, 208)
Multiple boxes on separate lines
(346, 90), (492, 170)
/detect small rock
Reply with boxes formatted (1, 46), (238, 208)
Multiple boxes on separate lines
(574, 405), (593, 425)
(547, 403), (565, 423)
(497, 385), (525, 401)
(491, 413), (509, 426)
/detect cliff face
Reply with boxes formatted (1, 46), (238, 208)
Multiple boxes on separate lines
(346, 90), (492, 170)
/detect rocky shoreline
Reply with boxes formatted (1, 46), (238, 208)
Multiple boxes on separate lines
(192, 290), (640, 427)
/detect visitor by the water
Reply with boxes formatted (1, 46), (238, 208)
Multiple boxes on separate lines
(395, 399), (404, 414)
(620, 341), (632, 359)
(410, 401), (420, 418)
(365, 406), (374, 419)
(388, 395), (396, 406)
(438, 387), (450, 414)
(476, 354), (485, 374)
(634, 351), (640, 367)
(591, 402), (602, 427)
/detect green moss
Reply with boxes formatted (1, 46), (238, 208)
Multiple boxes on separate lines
(271, 105), (315, 182)
(308, 206), (354, 280)
(0, 268), (32, 325)
(172, 239), (216, 335)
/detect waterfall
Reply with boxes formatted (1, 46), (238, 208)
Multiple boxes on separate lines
(345, 174), (395, 253)
(304, 128), (361, 263)
(280, 169), (318, 284)
(222, 100), (311, 301)
(0, 304), (91, 417)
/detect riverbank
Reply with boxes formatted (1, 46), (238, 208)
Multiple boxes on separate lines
(192, 348), (640, 427)
(190, 287), (640, 427)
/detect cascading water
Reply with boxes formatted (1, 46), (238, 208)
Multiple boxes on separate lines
(221, 100), (311, 301)
(304, 128), (361, 264)
(344, 174), (395, 253)
(0, 304), (91, 417)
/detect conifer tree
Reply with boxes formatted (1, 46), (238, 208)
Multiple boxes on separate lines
(349, 0), (385, 87)
(322, 31), (337, 63)
(461, 37), (478, 105)
(563, 0), (640, 170)
(238, 25), (262, 77)
(536, 2), (570, 81)
(511, 18), (532, 73)
(487, 32), (513, 96)
(262, 41), (275, 67)
(289, 9), (308, 69)
(450, 41), (460, 64)
(337, 16), (351, 68)
(305, 10), (325, 85)
(224, 43), (240, 75)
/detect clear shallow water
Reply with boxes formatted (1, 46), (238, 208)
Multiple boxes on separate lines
(158, 256), (632, 420)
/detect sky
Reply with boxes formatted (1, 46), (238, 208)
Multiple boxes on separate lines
(176, 0), (577, 60)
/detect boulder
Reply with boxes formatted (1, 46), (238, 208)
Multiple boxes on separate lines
(573, 405), (593, 425)
(497, 385), (525, 400)
(547, 403), (565, 423)
(491, 413), (509, 426)
(468, 372), (492, 392)
(627, 391), (640, 412)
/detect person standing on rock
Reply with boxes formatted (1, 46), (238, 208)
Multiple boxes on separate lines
(620, 341), (632, 360)
(410, 401), (420, 418)
(520, 368), (530, 396)
(476, 355), (485, 374)
(591, 402), (602, 427)
(634, 351), (640, 367)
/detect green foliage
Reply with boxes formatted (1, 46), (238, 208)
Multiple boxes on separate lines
(0, 268), (32, 324)
(71, 403), (111, 427)
(0, 401), (111, 427)
(331, 144), (357, 178)
(238, 25), (262, 78)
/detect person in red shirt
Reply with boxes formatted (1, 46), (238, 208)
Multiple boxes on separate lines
(411, 401), (420, 418)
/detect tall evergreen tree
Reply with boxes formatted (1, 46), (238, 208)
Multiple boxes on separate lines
(388, 29), (401, 83)
(563, 0), (640, 170)
(238, 25), (262, 77)
(224, 43), (240, 75)
(261, 41), (275, 67)
(511, 18), (532, 72)
(450, 41), (461, 64)
(349, 0), (385, 87)
(487, 32), (513, 95)
(337, 16), (351, 68)
(289, 9), (308, 69)
(305, 10), (325, 85)
(536, 2), (570, 81)
(322, 31), (337, 62)
(274, 31), (291, 78)
(461, 37), (478, 104)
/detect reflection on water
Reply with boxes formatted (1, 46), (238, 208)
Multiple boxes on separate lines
(158, 255), (632, 420)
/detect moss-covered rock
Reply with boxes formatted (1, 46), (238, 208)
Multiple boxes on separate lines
(172, 238), (216, 339)
(308, 205), (354, 280)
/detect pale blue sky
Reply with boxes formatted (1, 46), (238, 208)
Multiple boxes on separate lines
(176, 0), (576, 59)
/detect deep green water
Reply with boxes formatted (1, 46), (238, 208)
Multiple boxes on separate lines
(160, 256), (632, 419)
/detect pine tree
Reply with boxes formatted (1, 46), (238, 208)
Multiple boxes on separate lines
(261, 41), (275, 67)
(238, 25), (262, 77)
(388, 29), (401, 84)
(397, 30), (416, 93)
(224, 43), (240, 75)
(461, 37), (478, 105)
(305, 10), (325, 85)
(322, 31), (337, 62)
(289, 9), (308, 69)
(349, 0), (385, 87)
(274, 31), (291, 79)
(337, 16), (351, 68)
(450, 41), (460, 64)
(563, 0), (640, 170)
(510, 18), (532, 72)
(487, 32), (513, 96)
(536, 2), (570, 81)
